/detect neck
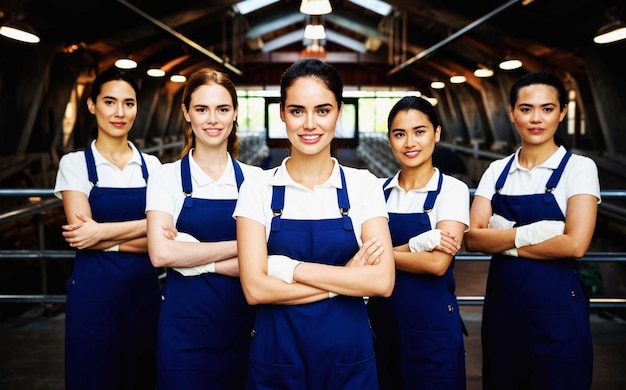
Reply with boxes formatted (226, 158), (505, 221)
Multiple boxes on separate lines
(399, 164), (435, 191)
(518, 143), (559, 170)
(191, 146), (229, 180)
(286, 151), (334, 189)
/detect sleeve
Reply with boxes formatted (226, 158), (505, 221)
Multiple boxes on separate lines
(142, 153), (163, 174)
(233, 171), (270, 225)
(565, 155), (601, 203)
(357, 169), (389, 222)
(473, 160), (501, 201)
(436, 176), (470, 229)
(145, 163), (179, 216)
(53, 152), (91, 199)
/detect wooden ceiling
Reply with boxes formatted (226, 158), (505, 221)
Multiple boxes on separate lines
(0, 0), (624, 90)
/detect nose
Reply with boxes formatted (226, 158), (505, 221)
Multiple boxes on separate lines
(303, 112), (315, 130)
(115, 103), (125, 117)
(207, 110), (218, 123)
(405, 133), (417, 147)
(530, 109), (542, 123)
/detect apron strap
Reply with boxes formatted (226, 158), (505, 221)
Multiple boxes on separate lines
(84, 143), (98, 185)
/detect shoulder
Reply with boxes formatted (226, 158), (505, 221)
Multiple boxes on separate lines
(341, 165), (379, 182)
(141, 152), (162, 170)
(566, 152), (597, 170)
(442, 173), (469, 193)
(237, 161), (264, 176)
(59, 149), (86, 164)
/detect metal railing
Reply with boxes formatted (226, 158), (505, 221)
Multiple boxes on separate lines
(1, 134), (625, 309)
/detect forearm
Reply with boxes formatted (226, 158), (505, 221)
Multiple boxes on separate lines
(293, 261), (394, 298)
(464, 227), (517, 254)
(100, 219), (147, 241)
(150, 240), (237, 268)
(394, 250), (452, 276)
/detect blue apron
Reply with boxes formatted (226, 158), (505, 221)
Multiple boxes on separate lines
(157, 154), (255, 390)
(246, 166), (378, 390)
(65, 143), (160, 390)
(368, 172), (465, 390)
(482, 151), (593, 389)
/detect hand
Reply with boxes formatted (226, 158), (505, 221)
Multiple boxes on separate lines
(267, 255), (302, 283)
(408, 229), (441, 252)
(488, 214), (515, 230)
(515, 220), (565, 248)
(162, 224), (179, 240)
(346, 237), (383, 267)
(62, 213), (103, 249)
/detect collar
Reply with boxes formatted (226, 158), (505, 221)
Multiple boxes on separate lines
(511, 145), (566, 172)
(270, 156), (342, 189)
(384, 168), (440, 193)
(188, 149), (235, 187)
(90, 140), (142, 167)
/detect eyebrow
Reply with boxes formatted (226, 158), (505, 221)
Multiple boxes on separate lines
(286, 103), (333, 109)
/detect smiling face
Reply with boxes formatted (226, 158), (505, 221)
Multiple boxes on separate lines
(388, 108), (440, 169)
(87, 80), (137, 139)
(280, 76), (342, 157)
(509, 83), (567, 147)
(182, 83), (237, 151)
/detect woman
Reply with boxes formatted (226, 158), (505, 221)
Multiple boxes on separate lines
(145, 67), (259, 389)
(367, 96), (469, 389)
(233, 58), (395, 389)
(54, 66), (161, 389)
(464, 71), (600, 389)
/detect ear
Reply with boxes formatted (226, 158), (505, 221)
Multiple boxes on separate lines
(434, 125), (442, 143)
(87, 98), (96, 114)
(558, 104), (568, 123)
(181, 104), (191, 122)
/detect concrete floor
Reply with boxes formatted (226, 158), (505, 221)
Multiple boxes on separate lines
(1, 261), (625, 389)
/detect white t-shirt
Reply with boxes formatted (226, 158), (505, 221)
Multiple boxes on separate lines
(233, 157), (388, 245)
(54, 140), (161, 199)
(381, 168), (470, 232)
(474, 146), (601, 215)
(146, 150), (262, 223)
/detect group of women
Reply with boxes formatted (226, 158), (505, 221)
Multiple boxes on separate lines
(54, 59), (600, 389)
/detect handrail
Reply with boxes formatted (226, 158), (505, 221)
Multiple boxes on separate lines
(1, 134), (625, 309)
(1, 249), (624, 308)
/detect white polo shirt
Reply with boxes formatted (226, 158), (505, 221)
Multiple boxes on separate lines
(54, 140), (161, 199)
(474, 146), (601, 215)
(146, 150), (262, 223)
(233, 157), (388, 244)
(382, 168), (470, 232)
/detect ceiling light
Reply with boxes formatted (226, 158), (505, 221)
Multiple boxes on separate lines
(234, 0), (279, 15)
(115, 58), (138, 70)
(474, 67), (494, 78)
(304, 24), (326, 40)
(593, 20), (626, 44)
(147, 68), (166, 77)
(300, 0), (332, 15)
(450, 75), (467, 84)
(0, 21), (40, 44)
(499, 58), (522, 71)
(301, 43), (326, 59)
(170, 74), (187, 83)
(349, 0), (392, 16)
(430, 81), (445, 89)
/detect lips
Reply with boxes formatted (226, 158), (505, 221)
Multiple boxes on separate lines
(299, 134), (322, 143)
(404, 150), (420, 158)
